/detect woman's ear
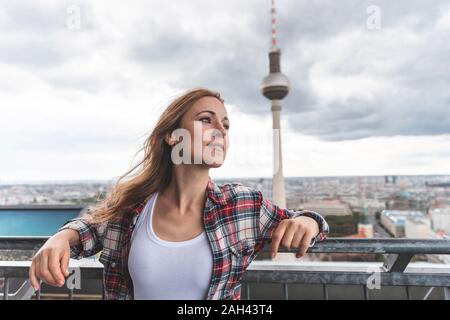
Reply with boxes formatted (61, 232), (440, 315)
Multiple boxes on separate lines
(165, 132), (177, 146)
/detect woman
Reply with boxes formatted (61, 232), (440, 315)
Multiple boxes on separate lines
(28, 87), (329, 300)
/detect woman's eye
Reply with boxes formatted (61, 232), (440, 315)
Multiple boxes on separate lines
(199, 118), (211, 123)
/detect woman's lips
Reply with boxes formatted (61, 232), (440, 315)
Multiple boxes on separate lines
(208, 143), (224, 150)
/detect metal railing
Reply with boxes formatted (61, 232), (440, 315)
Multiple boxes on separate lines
(1, 237), (450, 300)
(244, 238), (450, 300)
(0, 236), (102, 300)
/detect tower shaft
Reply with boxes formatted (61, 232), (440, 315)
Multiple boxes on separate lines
(271, 99), (286, 208)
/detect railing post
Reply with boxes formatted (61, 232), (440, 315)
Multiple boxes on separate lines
(363, 285), (369, 300)
(102, 280), (106, 300)
(445, 287), (450, 300)
(245, 282), (250, 300)
(283, 283), (289, 300)
(406, 286), (411, 300)
(383, 253), (414, 272)
(3, 277), (9, 300)
(323, 285), (329, 300)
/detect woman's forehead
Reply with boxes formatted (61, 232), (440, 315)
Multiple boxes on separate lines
(189, 97), (228, 116)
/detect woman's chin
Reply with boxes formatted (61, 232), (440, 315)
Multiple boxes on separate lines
(203, 159), (225, 168)
(206, 162), (224, 168)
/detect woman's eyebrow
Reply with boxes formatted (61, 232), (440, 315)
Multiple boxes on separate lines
(196, 110), (229, 121)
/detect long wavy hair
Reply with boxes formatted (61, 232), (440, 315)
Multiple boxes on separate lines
(88, 87), (224, 224)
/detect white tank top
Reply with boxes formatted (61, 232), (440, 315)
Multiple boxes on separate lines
(128, 192), (213, 299)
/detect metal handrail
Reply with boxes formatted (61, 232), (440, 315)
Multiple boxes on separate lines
(295, 238), (450, 254)
(2, 237), (450, 254)
(0, 237), (49, 251)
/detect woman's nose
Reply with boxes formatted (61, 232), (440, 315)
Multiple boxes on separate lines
(217, 123), (227, 137)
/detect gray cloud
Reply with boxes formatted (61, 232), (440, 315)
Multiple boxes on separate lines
(0, 40), (65, 68)
(0, 1), (96, 33)
(124, 0), (450, 141)
(2, 0), (450, 141)
(42, 74), (102, 94)
(0, 1), (97, 69)
(278, 0), (446, 43)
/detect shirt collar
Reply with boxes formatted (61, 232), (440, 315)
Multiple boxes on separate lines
(206, 176), (227, 206)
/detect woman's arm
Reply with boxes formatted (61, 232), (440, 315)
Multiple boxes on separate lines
(28, 229), (78, 291)
(57, 213), (106, 259)
(255, 190), (330, 257)
(28, 212), (106, 291)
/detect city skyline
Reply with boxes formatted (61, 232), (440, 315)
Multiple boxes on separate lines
(2, 174), (450, 186)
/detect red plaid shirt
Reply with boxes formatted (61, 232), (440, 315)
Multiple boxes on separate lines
(58, 177), (329, 300)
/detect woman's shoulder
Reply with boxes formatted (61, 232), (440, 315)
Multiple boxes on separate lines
(215, 181), (262, 200)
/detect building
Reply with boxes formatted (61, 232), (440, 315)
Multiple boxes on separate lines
(430, 207), (450, 235)
(297, 201), (356, 237)
(380, 210), (427, 238)
(405, 214), (432, 238)
(296, 201), (352, 216)
(357, 206), (374, 238)
(384, 187), (429, 212)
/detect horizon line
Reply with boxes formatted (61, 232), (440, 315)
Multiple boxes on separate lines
(1, 173), (450, 185)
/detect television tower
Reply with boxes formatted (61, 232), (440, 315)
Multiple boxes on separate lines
(261, 0), (290, 208)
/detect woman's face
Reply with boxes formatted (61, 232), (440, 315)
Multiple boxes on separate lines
(172, 96), (230, 167)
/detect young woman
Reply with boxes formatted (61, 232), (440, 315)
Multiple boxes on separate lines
(28, 88), (329, 300)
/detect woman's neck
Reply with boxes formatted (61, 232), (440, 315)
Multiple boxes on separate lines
(160, 166), (209, 215)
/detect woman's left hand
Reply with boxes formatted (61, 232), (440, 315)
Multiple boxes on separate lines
(270, 216), (320, 259)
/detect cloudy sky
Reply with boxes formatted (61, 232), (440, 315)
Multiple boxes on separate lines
(0, 0), (449, 183)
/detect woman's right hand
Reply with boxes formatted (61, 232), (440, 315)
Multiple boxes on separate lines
(28, 229), (78, 291)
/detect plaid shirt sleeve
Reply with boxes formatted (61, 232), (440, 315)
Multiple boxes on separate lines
(256, 190), (330, 248)
(57, 212), (106, 260)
